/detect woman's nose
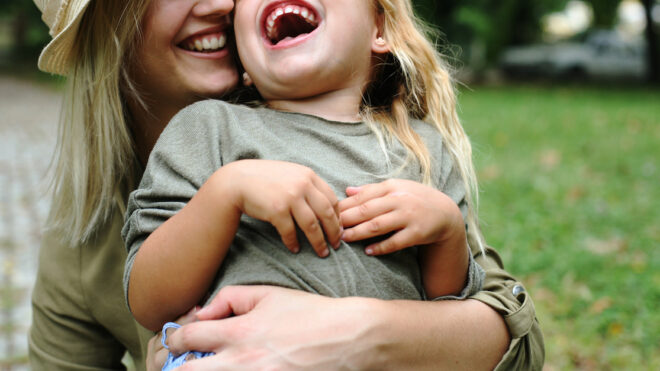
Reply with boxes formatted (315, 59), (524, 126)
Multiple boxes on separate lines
(192, 0), (234, 18)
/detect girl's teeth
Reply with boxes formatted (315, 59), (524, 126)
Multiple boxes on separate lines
(265, 5), (319, 42)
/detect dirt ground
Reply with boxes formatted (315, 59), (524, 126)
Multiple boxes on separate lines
(0, 75), (60, 370)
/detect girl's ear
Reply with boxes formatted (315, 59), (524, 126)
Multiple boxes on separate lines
(371, 13), (389, 54)
(242, 72), (253, 86)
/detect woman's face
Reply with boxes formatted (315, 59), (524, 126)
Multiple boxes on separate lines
(134, 0), (239, 110)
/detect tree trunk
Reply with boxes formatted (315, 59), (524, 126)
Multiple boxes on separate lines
(642, 0), (659, 84)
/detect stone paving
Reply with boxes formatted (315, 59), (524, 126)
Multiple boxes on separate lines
(0, 76), (59, 370)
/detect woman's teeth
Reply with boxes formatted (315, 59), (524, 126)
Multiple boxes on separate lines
(181, 34), (227, 52)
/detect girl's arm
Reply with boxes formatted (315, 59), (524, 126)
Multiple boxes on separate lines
(128, 167), (241, 332)
(339, 179), (471, 298)
(127, 160), (342, 331)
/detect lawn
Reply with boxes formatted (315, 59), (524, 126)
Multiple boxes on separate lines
(458, 84), (660, 370)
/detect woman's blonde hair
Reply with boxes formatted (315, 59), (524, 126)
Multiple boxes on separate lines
(362, 0), (485, 251)
(47, 0), (151, 243)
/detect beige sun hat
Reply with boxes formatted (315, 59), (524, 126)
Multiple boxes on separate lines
(34, 0), (93, 75)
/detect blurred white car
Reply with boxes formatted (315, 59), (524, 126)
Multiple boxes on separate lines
(500, 31), (649, 80)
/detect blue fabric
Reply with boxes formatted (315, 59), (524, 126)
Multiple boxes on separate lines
(161, 322), (214, 370)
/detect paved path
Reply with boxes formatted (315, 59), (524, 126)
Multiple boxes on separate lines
(0, 76), (59, 370)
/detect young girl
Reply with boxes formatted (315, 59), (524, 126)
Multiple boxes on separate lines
(124, 0), (484, 344)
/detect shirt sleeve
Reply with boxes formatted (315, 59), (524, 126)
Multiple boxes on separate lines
(121, 100), (227, 308)
(470, 241), (546, 370)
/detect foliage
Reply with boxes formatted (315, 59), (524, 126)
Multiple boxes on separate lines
(413, 0), (570, 66)
(0, 0), (50, 61)
(460, 84), (660, 370)
(584, 0), (622, 28)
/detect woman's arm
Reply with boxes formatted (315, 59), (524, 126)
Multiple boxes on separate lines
(165, 286), (509, 370)
(162, 247), (544, 370)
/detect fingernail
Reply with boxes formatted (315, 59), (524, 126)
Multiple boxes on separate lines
(333, 240), (341, 249)
(321, 248), (329, 257)
(365, 247), (373, 255)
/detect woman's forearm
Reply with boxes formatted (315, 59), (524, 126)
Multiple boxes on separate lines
(165, 286), (510, 370)
(364, 298), (509, 370)
(129, 170), (241, 331)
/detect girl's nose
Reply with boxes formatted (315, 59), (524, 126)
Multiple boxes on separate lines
(192, 0), (234, 19)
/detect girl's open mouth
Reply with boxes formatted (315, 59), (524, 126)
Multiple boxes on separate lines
(262, 2), (320, 46)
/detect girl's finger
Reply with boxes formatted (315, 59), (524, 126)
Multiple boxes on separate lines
(339, 194), (398, 228)
(305, 188), (342, 249)
(338, 182), (390, 212)
(341, 211), (405, 244)
(311, 176), (340, 215)
(290, 198), (329, 257)
(269, 211), (300, 253)
(364, 228), (420, 256)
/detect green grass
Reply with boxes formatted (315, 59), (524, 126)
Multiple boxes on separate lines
(458, 84), (660, 370)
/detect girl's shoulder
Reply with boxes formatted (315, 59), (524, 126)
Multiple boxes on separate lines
(409, 117), (445, 145)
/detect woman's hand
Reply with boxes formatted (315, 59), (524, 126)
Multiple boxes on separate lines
(224, 160), (342, 257)
(165, 286), (383, 370)
(338, 179), (465, 255)
(164, 285), (510, 370)
(145, 306), (200, 371)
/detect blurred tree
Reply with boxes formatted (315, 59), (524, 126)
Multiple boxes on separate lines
(413, 0), (569, 69)
(584, 0), (621, 28)
(0, 0), (49, 62)
(641, 0), (659, 83)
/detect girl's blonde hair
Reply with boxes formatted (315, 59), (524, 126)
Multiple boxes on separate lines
(362, 0), (485, 251)
(47, 0), (151, 243)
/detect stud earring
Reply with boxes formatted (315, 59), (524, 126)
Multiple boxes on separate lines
(375, 37), (386, 46)
(242, 72), (253, 86)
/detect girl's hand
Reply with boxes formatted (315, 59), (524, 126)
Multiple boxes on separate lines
(338, 179), (465, 255)
(223, 160), (341, 257)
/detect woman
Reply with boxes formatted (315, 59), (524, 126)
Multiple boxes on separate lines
(29, 0), (544, 370)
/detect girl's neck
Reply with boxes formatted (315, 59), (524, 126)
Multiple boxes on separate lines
(266, 87), (363, 123)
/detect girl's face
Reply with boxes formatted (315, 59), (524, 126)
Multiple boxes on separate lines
(134, 0), (239, 110)
(234, 0), (383, 101)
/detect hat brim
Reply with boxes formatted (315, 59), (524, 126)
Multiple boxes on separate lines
(37, 0), (91, 76)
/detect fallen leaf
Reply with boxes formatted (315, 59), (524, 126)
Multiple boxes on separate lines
(588, 297), (613, 314)
(584, 237), (628, 255)
(539, 149), (561, 170)
(608, 322), (623, 337)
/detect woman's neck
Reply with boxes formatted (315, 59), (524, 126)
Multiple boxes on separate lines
(267, 87), (363, 123)
(128, 99), (183, 166)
